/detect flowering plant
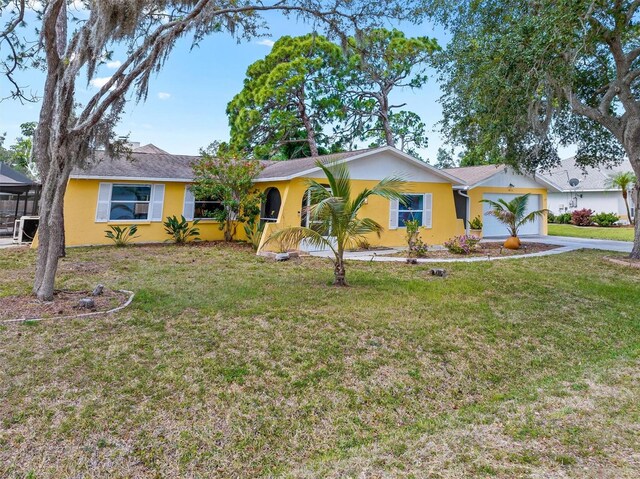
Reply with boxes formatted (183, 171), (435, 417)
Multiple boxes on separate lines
(443, 234), (481, 254)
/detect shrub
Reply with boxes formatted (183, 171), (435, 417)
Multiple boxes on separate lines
(405, 219), (428, 257)
(593, 212), (620, 227)
(105, 225), (139, 247)
(547, 212), (556, 224)
(469, 215), (483, 230)
(571, 208), (594, 226)
(555, 212), (571, 224)
(444, 234), (481, 254)
(163, 215), (201, 243)
(355, 237), (372, 250)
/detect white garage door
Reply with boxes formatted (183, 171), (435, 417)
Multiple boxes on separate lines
(482, 193), (542, 237)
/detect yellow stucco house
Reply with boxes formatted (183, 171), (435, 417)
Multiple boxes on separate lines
(61, 144), (557, 250)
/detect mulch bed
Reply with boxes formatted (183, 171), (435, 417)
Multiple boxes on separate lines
(0, 289), (130, 322)
(381, 242), (560, 259)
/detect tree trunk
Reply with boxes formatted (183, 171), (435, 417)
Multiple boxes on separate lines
(623, 133), (640, 258)
(622, 190), (633, 226)
(632, 186), (640, 259)
(333, 255), (347, 286)
(297, 92), (319, 157)
(33, 157), (71, 301)
(380, 94), (395, 147)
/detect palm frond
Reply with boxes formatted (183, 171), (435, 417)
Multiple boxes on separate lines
(347, 217), (384, 237)
(266, 226), (336, 255)
(316, 161), (351, 200)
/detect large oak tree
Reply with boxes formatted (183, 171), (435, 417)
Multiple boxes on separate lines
(433, 0), (640, 257)
(1, 0), (423, 300)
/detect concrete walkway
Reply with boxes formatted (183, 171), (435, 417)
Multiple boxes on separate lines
(0, 237), (18, 249)
(308, 235), (632, 263)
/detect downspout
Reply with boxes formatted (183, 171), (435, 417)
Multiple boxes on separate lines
(457, 188), (471, 235)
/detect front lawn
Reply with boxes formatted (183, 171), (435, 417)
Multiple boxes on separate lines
(1, 244), (639, 477)
(549, 223), (635, 241)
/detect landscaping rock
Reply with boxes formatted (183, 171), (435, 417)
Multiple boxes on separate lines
(275, 252), (290, 262)
(430, 268), (446, 277)
(78, 298), (96, 309)
(406, 258), (418, 264)
(92, 284), (104, 296)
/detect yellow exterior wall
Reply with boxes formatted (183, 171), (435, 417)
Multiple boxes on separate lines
(258, 176), (465, 251)
(468, 186), (548, 235)
(63, 179), (246, 246)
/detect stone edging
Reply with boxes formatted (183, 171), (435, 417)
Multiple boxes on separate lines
(603, 256), (640, 268)
(1, 290), (135, 324)
(323, 245), (579, 263)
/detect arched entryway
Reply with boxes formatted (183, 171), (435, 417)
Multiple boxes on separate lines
(261, 187), (281, 223)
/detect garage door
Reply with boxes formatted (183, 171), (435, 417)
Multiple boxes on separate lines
(482, 193), (542, 237)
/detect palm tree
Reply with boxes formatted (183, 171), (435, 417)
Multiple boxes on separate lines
(267, 161), (406, 286)
(607, 171), (637, 225)
(480, 194), (548, 249)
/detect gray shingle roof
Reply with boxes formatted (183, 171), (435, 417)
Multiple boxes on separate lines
(0, 162), (37, 186)
(72, 145), (199, 180)
(539, 157), (634, 191)
(256, 149), (371, 180)
(443, 164), (507, 185)
(72, 146), (373, 181)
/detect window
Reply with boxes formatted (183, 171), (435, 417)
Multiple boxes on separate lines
(194, 198), (223, 219)
(109, 184), (151, 220)
(398, 194), (424, 227)
(261, 187), (281, 223)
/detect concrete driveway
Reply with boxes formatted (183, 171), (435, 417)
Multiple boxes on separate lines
(511, 235), (633, 253)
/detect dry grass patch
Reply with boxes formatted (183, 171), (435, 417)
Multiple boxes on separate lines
(0, 244), (638, 477)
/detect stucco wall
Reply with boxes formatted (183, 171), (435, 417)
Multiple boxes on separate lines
(259, 176), (465, 251)
(63, 179), (251, 246)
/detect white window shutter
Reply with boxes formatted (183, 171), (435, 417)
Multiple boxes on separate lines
(150, 184), (165, 221)
(423, 193), (433, 228)
(95, 183), (112, 222)
(389, 198), (399, 229)
(183, 186), (195, 221)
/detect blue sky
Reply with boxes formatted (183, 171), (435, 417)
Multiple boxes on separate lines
(1, 10), (453, 162)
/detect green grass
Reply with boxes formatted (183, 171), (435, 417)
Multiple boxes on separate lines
(549, 223), (635, 241)
(0, 244), (639, 477)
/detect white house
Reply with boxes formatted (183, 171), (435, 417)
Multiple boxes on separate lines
(541, 158), (636, 223)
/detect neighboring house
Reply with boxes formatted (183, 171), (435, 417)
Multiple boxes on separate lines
(540, 157), (636, 222)
(61, 144), (553, 248)
(0, 162), (40, 236)
(444, 164), (559, 238)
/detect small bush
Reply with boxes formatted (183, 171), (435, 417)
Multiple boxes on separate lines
(444, 234), (481, 254)
(355, 237), (372, 250)
(405, 219), (428, 257)
(547, 212), (556, 224)
(469, 215), (483, 230)
(571, 208), (594, 226)
(592, 212), (620, 227)
(104, 224), (139, 247)
(243, 217), (265, 251)
(554, 213), (572, 224)
(164, 215), (201, 244)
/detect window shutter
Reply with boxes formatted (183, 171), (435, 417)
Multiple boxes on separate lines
(183, 186), (195, 221)
(150, 184), (165, 221)
(389, 198), (399, 229)
(423, 193), (433, 228)
(95, 183), (112, 222)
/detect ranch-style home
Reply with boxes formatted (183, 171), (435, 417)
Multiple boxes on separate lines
(61, 144), (554, 250)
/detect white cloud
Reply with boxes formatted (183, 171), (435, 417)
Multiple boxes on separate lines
(89, 76), (113, 89)
(257, 39), (275, 47)
(106, 60), (122, 69)
(157, 92), (171, 100)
